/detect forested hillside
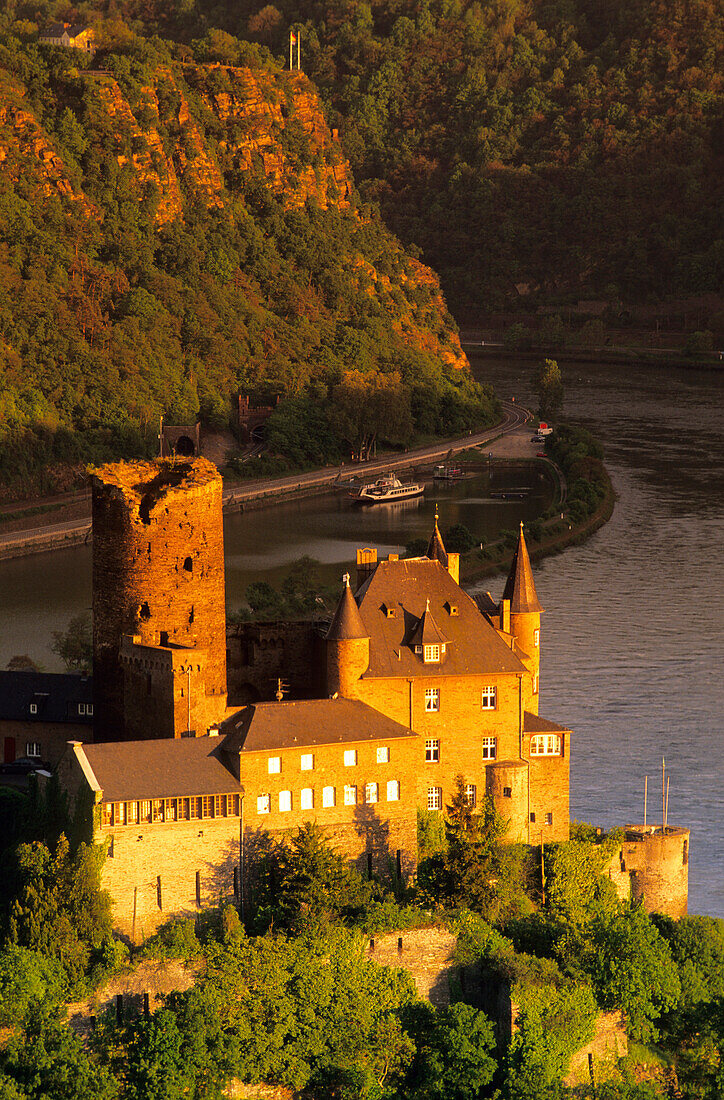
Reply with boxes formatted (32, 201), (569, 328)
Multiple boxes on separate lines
(0, 29), (490, 497)
(39, 0), (722, 314)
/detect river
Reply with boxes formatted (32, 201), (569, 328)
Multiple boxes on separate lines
(0, 355), (721, 916)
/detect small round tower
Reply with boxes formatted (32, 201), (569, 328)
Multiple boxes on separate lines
(92, 458), (227, 739)
(485, 759), (529, 843)
(326, 575), (369, 698)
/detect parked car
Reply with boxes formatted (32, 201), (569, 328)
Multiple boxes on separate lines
(0, 755), (50, 775)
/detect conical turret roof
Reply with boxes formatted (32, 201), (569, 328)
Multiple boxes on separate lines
(503, 523), (543, 613)
(326, 574), (368, 641)
(426, 509), (448, 567)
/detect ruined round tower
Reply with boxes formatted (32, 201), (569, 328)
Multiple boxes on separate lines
(92, 458), (227, 740)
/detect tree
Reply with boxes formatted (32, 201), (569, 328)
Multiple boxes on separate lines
(50, 614), (92, 674)
(401, 1001), (497, 1100)
(417, 777), (525, 920)
(332, 370), (413, 460)
(533, 359), (563, 421)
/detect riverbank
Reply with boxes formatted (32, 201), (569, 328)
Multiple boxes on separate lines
(459, 335), (723, 372)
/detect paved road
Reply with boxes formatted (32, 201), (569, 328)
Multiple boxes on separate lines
(0, 401), (532, 554)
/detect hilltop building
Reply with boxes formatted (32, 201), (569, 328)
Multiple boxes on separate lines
(38, 23), (95, 51)
(51, 457), (687, 936)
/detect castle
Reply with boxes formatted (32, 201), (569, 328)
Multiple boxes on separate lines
(53, 457), (688, 937)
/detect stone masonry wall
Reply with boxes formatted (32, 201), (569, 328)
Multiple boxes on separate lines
(92, 459), (227, 739)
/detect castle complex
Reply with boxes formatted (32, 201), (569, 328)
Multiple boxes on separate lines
(53, 457), (688, 937)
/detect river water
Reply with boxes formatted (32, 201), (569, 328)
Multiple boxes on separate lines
(0, 355), (721, 915)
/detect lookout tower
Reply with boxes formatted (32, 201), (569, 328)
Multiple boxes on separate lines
(91, 458), (227, 740)
(503, 523), (543, 707)
(325, 574), (369, 698)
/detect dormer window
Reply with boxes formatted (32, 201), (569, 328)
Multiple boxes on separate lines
(445, 602), (459, 616)
(381, 604), (396, 619)
(424, 644), (440, 663)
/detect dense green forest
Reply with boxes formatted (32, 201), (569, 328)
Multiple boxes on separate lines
(0, 25), (494, 498)
(0, 780), (722, 1098)
(11, 0), (721, 317)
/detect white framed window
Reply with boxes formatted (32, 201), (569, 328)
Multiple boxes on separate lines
(322, 785), (335, 808)
(533, 675), (539, 695)
(26, 741), (41, 758)
(387, 779), (400, 802)
(545, 812), (553, 825)
(78, 702), (94, 716)
(427, 786), (442, 811)
(279, 790), (292, 812)
(415, 645), (422, 654)
(482, 737), (497, 760)
(29, 704), (38, 715)
(343, 749), (357, 767)
(300, 788), (314, 810)
(268, 756), (281, 774)
(530, 734), (562, 756)
(344, 784), (357, 806)
(425, 738), (440, 763)
(425, 687), (440, 712)
(257, 794), (270, 815)
(300, 753), (314, 771)
(533, 629), (540, 647)
(464, 784), (477, 807)
(365, 782), (378, 804)
(424, 644), (440, 663)
(376, 746), (389, 764)
(481, 686), (497, 709)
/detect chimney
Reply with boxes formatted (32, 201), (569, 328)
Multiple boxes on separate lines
(356, 547), (378, 589)
(500, 598), (511, 634)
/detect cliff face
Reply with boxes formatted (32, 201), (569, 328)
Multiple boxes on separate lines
(0, 48), (478, 497)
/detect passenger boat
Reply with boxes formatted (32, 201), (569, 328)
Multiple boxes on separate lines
(353, 474), (425, 505)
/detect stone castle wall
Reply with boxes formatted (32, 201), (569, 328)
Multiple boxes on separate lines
(607, 826), (689, 918)
(92, 459), (227, 739)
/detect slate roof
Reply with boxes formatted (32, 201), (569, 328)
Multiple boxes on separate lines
(503, 524), (543, 614)
(326, 581), (368, 641)
(80, 737), (238, 801)
(523, 711), (570, 734)
(221, 697), (415, 753)
(355, 557), (526, 678)
(426, 516), (448, 568)
(42, 23), (92, 37)
(0, 671), (93, 724)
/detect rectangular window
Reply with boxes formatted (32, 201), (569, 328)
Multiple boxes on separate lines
(344, 749), (357, 767)
(29, 703), (37, 715)
(202, 795), (214, 819)
(545, 812), (553, 826)
(25, 741), (41, 758)
(530, 812), (536, 823)
(425, 738), (440, 763)
(257, 793), (270, 815)
(178, 798), (190, 821)
(300, 753), (314, 771)
(464, 784), (477, 807)
(530, 734), (562, 756)
(102, 802), (113, 827)
(481, 686), (497, 709)
(533, 675), (539, 695)
(533, 629), (540, 647)
(114, 802), (126, 825)
(503, 786), (512, 798)
(279, 790), (292, 813)
(300, 788), (314, 810)
(322, 786), (335, 808)
(165, 798), (177, 822)
(189, 796), (200, 820)
(268, 756), (281, 774)
(365, 782), (378, 804)
(141, 800), (152, 823)
(214, 795), (227, 818)
(481, 737), (497, 760)
(344, 784), (357, 806)
(427, 786), (442, 811)
(424, 644), (440, 663)
(376, 746), (389, 764)
(425, 687), (440, 712)
(387, 779), (400, 802)
(151, 799), (164, 823)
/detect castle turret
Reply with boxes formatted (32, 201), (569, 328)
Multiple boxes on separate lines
(92, 458), (227, 740)
(325, 574), (369, 698)
(503, 523), (543, 707)
(426, 510), (459, 583)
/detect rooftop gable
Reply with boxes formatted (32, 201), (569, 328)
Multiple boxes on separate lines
(79, 736), (238, 802)
(356, 558), (526, 677)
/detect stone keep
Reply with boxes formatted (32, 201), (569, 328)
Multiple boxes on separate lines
(92, 459), (227, 740)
